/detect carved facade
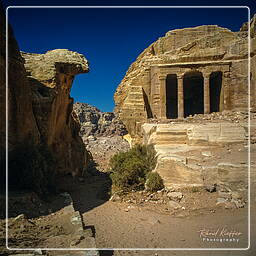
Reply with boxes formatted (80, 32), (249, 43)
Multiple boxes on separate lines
(115, 18), (255, 138)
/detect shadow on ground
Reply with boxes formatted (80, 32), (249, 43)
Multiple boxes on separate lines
(1, 160), (112, 219)
(0, 189), (74, 219)
(56, 162), (112, 215)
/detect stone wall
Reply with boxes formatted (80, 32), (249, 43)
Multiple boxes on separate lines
(115, 16), (255, 137)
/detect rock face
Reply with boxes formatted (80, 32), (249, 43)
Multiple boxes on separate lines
(113, 15), (256, 200)
(0, 5), (40, 187)
(0, 5), (39, 158)
(73, 102), (127, 138)
(21, 50), (89, 176)
(0, 5), (90, 186)
(73, 102), (129, 170)
(114, 17), (255, 138)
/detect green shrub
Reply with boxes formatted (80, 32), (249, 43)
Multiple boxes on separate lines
(145, 172), (164, 192)
(8, 141), (56, 196)
(109, 144), (157, 191)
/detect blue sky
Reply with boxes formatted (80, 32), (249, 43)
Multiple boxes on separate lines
(4, 1), (254, 112)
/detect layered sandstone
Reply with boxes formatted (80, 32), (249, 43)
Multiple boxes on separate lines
(0, 6), (90, 185)
(114, 17), (255, 137)
(21, 50), (89, 176)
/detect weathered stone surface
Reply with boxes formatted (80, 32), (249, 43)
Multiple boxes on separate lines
(0, 6), (39, 155)
(0, 6), (40, 188)
(21, 50), (89, 176)
(0, 5), (90, 187)
(167, 191), (183, 202)
(142, 121), (246, 146)
(168, 200), (182, 210)
(73, 102), (127, 138)
(114, 17), (255, 137)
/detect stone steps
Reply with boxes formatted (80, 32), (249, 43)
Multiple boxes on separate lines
(153, 129), (188, 144)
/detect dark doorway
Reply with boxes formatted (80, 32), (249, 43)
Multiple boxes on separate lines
(166, 74), (178, 118)
(210, 71), (222, 113)
(183, 71), (204, 117)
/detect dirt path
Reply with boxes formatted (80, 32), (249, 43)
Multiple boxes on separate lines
(56, 172), (255, 256)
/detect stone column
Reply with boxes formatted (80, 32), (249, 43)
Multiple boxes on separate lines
(177, 74), (184, 118)
(159, 75), (167, 119)
(204, 73), (210, 114)
(222, 71), (230, 111)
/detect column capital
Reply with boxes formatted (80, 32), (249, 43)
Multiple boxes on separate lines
(203, 72), (211, 79)
(158, 75), (167, 80)
(177, 73), (184, 79)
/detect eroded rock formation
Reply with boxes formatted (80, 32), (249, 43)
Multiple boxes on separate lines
(0, 5), (39, 158)
(0, 6), (40, 188)
(21, 50), (89, 176)
(114, 17), (256, 138)
(0, 5), (90, 187)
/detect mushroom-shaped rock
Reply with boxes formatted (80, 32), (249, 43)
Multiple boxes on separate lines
(21, 49), (90, 176)
(21, 49), (89, 88)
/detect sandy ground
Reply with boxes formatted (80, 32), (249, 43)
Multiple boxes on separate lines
(56, 173), (255, 255)
(1, 166), (254, 256)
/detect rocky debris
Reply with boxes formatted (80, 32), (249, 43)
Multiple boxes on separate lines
(168, 200), (182, 210)
(216, 189), (246, 209)
(86, 136), (130, 170)
(74, 102), (127, 138)
(2, 191), (99, 252)
(167, 192), (183, 202)
(73, 102), (129, 170)
(147, 110), (249, 124)
(109, 193), (121, 202)
(110, 187), (220, 214)
(216, 199), (236, 209)
(14, 214), (27, 221)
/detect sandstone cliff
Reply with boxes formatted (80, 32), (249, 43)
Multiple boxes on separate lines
(114, 17), (255, 137)
(0, 6), (90, 190)
(0, 5), (40, 188)
(21, 50), (89, 176)
(0, 5), (39, 157)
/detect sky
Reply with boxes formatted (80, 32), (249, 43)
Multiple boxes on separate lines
(3, 0), (254, 112)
